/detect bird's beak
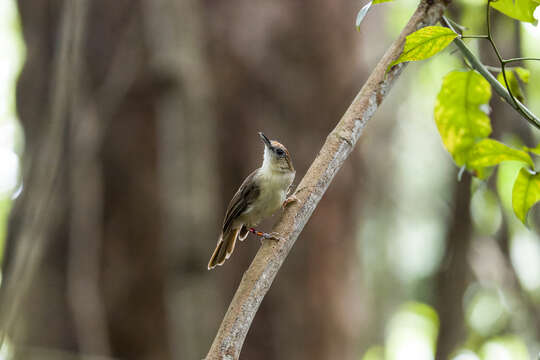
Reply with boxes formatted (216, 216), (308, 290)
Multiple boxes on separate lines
(258, 132), (272, 148)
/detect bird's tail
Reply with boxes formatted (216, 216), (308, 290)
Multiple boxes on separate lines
(208, 227), (240, 270)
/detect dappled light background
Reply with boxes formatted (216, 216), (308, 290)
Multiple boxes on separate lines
(0, 0), (539, 359)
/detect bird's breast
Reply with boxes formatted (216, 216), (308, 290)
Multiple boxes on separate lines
(243, 169), (295, 226)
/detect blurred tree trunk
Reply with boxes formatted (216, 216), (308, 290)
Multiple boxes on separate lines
(2, 0), (171, 358)
(142, 0), (224, 359)
(2, 0), (367, 359)
(204, 1), (365, 359)
(435, 174), (472, 360)
(434, 5), (473, 357)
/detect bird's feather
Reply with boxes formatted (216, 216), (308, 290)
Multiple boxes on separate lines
(208, 171), (261, 269)
(208, 227), (241, 269)
(222, 170), (261, 233)
(207, 240), (223, 269)
(238, 225), (249, 241)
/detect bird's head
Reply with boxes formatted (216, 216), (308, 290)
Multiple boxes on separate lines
(259, 132), (294, 173)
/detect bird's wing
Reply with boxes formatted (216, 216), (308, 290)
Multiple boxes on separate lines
(222, 169), (260, 233)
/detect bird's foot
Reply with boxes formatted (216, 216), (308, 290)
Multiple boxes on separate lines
(282, 195), (299, 209)
(262, 232), (283, 241)
(248, 228), (284, 243)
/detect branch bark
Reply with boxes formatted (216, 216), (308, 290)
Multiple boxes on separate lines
(206, 0), (451, 358)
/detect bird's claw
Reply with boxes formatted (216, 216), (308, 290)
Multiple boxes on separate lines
(249, 227), (285, 244)
(282, 195), (299, 209)
(260, 231), (284, 243)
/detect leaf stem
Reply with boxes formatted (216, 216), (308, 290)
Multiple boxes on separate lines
(484, 65), (518, 72)
(460, 35), (489, 39)
(504, 57), (540, 64)
(485, 0), (504, 65)
(526, 167), (537, 175)
(446, 17), (468, 33)
(485, 1), (514, 101)
(485, 0), (534, 125)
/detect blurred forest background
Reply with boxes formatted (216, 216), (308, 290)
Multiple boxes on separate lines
(0, 0), (539, 359)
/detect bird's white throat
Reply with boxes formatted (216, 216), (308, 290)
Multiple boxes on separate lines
(261, 147), (274, 172)
(259, 146), (294, 194)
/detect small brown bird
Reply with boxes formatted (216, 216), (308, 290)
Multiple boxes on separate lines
(208, 132), (296, 269)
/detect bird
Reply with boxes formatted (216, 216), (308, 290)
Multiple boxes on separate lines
(208, 132), (296, 270)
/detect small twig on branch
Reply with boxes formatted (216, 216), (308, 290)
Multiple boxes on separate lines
(504, 57), (540, 64)
(205, 0), (451, 358)
(484, 0), (523, 121)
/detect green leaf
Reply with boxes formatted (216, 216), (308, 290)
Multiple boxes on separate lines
(468, 139), (534, 168)
(356, 0), (394, 30)
(434, 70), (492, 166)
(514, 67), (530, 83)
(497, 161), (525, 211)
(390, 26), (457, 68)
(497, 70), (525, 102)
(512, 167), (540, 225)
(472, 166), (494, 180)
(526, 142), (540, 155)
(490, 0), (540, 24)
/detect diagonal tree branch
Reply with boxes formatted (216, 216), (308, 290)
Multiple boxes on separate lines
(206, 0), (451, 358)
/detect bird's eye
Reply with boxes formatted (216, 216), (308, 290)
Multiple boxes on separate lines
(276, 148), (285, 156)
